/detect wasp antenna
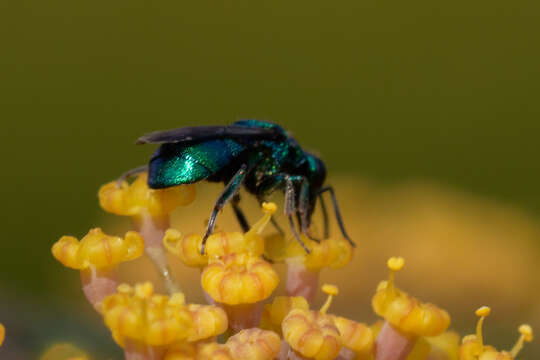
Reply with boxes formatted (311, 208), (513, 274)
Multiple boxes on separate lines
(116, 165), (148, 186)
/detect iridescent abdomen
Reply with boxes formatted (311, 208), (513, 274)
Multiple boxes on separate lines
(148, 139), (244, 188)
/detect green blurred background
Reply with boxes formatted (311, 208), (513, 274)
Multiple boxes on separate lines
(1, 0), (539, 358)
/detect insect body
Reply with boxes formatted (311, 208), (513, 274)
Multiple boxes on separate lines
(131, 120), (353, 253)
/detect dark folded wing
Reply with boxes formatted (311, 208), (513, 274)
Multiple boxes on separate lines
(136, 125), (283, 144)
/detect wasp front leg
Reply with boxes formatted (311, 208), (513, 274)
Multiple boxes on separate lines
(258, 174), (311, 253)
(284, 175), (312, 253)
(201, 164), (248, 254)
(231, 194), (250, 233)
(297, 178), (320, 243)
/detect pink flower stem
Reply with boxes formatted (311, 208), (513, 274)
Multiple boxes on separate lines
(221, 302), (264, 333)
(124, 339), (164, 360)
(285, 262), (319, 304)
(80, 265), (118, 312)
(276, 340), (290, 360)
(202, 288), (216, 306)
(336, 348), (359, 360)
(286, 347), (310, 360)
(375, 321), (416, 360)
(133, 213), (180, 294)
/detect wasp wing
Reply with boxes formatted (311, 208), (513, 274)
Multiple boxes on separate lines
(136, 125), (283, 145)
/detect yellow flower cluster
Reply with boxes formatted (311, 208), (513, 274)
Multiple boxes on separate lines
(163, 328), (281, 360)
(265, 234), (353, 271)
(102, 282), (227, 347)
(49, 172), (536, 360)
(52, 228), (144, 270)
(281, 284), (375, 360)
(372, 257), (451, 338)
(165, 202), (280, 305)
(460, 306), (533, 360)
(164, 202), (276, 265)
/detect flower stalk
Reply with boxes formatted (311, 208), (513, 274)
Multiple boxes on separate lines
(132, 212), (179, 293)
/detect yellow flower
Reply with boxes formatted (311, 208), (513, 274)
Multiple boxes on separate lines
(39, 343), (90, 360)
(372, 257), (450, 337)
(163, 229), (208, 267)
(52, 228), (144, 270)
(98, 172), (195, 219)
(226, 328), (281, 360)
(265, 235), (353, 271)
(406, 338), (431, 360)
(259, 296), (309, 335)
(163, 202), (277, 267)
(460, 307), (533, 360)
(102, 282), (193, 347)
(187, 304), (228, 342)
(0, 323), (4, 347)
(196, 343), (234, 360)
(164, 342), (197, 360)
(332, 316), (374, 355)
(423, 331), (460, 360)
(201, 253), (279, 305)
(282, 284), (342, 360)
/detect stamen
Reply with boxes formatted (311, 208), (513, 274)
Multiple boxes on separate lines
(510, 324), (533, 357)
(474, 306), (491, 348)
(117, 283), (133, 295)
(245, 202), (277, 237)
(387, 257), (405, 293)
(320, 283), (339, 314)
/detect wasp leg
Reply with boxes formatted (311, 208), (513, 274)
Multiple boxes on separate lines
(270, 216), (285, 235)
(231, 195), (250, 233)
(261, 254), (275, 264)
(318, 193), (330, 239)
(116, 165), (149, 187)
(201, 164), (248, 254)
(285, 176), (311, 254)
(298, 178), (320, 243)
(318, 186), (355, 247)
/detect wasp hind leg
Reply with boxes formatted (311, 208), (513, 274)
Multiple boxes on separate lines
(231, 195), (250, 233)
(270, 216), (285, 235)
(201, 164), (248, 254)
(318, 186), (355, 247)
(318, 193), (330, 239)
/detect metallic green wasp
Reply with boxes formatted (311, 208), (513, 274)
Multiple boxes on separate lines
(121, 120), (353, 254)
